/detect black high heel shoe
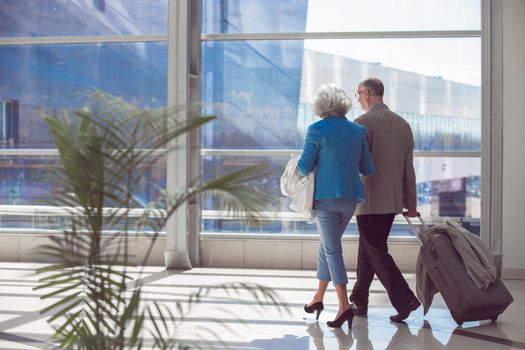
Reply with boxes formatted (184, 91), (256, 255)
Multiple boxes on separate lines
(327, 308), (354, 329)
(304, 301), (324, 320)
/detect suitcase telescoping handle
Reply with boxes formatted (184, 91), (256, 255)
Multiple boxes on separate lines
(402, 212), (428, 245)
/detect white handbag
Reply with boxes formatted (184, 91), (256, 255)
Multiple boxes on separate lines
(280, 154), (315, 222)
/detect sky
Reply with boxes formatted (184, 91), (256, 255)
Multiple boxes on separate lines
(304, 0), (482, 86)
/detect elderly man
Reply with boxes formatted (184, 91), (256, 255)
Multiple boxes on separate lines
(349, 78), (421, 322)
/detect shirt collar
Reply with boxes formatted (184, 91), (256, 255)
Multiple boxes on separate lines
(369, 103), (389, 111)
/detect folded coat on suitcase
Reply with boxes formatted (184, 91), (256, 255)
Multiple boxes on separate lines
(405, 213), (513, 326)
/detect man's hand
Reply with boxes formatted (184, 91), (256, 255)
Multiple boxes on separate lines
(406, 208), (418, 217)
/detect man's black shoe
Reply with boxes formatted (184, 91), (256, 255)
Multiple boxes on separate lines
(389, 299), (421, 322)
(349, 302), (368, 316)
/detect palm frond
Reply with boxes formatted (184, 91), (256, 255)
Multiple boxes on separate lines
(161, 163), (275, 227)
(36, 91), (286, 349)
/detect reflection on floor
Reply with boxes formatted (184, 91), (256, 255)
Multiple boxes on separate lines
(0, 263), (524, 349)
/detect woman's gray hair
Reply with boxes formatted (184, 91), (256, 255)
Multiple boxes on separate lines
(312, 84), (352, 118)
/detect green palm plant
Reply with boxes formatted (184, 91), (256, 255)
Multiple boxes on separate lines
(33, 91), (286, 349)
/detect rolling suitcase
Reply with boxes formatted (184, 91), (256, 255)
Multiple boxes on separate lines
(404, 213), (513, 325)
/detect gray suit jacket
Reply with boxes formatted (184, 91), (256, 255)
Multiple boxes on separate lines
(354, 103), (417, 215)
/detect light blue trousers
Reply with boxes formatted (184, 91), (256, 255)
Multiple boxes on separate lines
(314, 198), (358, 285)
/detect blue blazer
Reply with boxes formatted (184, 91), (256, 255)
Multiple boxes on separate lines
(297, 116), (375, 201)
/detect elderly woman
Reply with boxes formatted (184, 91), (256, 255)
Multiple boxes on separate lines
(299, 84), (375, 328)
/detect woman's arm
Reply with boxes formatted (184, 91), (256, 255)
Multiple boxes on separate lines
(297, 125), (319, 176)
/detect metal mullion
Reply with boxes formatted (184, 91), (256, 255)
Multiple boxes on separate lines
(0, 35), (167, 46)
(187, 0), (202, 266)
(164, 0), (192, 269)
(0, 149), (59, 157)
(200, 232), (424, 243)
(414, 151), (481, 158)
(202, 30), (481, 41)
(0, 149), (166, 157)
(200, 149), (481, 158)
(481, 0), (504, 272)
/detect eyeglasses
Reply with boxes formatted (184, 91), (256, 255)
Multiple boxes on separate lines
(354, 90), (367, 98)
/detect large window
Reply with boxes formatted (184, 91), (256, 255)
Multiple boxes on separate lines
(0, 1), (483, 238)
(0, 1), (168, 232)
(200, 0), (482, 236)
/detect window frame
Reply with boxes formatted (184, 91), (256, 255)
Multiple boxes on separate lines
(0, 0), (502, 270)
(197, 2), (487, 240)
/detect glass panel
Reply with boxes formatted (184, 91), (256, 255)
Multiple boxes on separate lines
(0, 155), (166, 206)
(202, 0), (308, 34)
(201, 39), (480, 151)
(202, 0), (481, 34)
(415, 157), (481, 218)
(201, 155), (480, 236)
(201, 38), (481, 235)
(0, 156), (60, 205)
(201, 154), (321, 234)
(0, 0), (168, 37)
(415, 157), (481, 236)
(0, 43), (167, 148)
(0, 155), (166, 232)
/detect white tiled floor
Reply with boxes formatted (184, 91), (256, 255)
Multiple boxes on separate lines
(0, 263), (524, 349)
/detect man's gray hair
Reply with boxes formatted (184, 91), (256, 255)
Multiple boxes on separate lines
(361, 78), (384, 97)
(312, 84), (352, 118)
